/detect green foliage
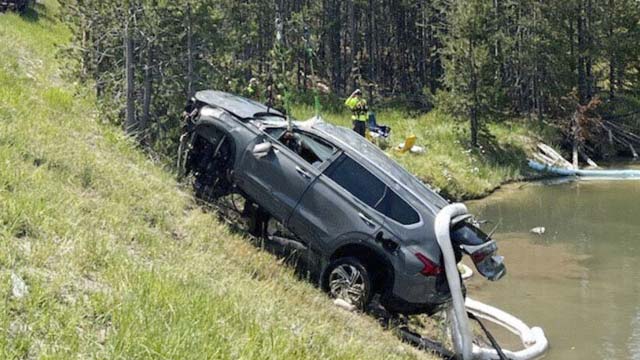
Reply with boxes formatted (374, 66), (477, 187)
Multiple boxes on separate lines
(57, 0), (640, 159)
(0, 3), (438, 359)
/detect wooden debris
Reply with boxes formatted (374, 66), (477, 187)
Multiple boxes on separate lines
(578, 148), (599, 168)
(536, 143), (575, 169)
(601, 120), (640, 159)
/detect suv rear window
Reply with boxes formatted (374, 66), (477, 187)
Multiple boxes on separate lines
(375, 188), (420, 225)
(325, 155), (420, 225)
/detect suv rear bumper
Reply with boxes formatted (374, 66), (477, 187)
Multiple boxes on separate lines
(382, 294), (450, 315)
(388, 270), (454, 315)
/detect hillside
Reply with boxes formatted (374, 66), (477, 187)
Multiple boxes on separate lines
(0, 4), (436, 359)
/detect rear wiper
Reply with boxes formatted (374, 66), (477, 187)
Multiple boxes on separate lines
(253, 111), (286, 119)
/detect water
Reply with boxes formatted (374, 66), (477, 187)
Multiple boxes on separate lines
(466, 179), (640, 360)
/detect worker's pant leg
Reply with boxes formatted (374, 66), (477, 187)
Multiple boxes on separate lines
(352, 120), (366, 137)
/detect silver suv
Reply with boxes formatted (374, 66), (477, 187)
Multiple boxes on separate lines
(179, 91), (505, 314)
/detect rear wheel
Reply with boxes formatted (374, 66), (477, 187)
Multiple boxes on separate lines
(325, 257), (372, 310)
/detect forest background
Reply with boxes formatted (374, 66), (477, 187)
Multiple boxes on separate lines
(61, 0), (640, 197)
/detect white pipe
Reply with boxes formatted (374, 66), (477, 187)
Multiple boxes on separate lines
(466, 298), (549, 360)
(435, 203), (549, 360)
(435, 203), (473, 359)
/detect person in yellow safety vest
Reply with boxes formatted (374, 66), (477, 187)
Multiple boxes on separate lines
(245, 78), (259, 100)
(344, 89), (368, 137)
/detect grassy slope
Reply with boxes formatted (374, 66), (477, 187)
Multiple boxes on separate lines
(0, 4), (435, 359)
(292, 105), (551, 200)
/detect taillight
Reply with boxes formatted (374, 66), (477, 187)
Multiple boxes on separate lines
(471, 250), (488, 263)
(415, 252), (442, 276)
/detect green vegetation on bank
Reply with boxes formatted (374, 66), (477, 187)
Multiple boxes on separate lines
(292, 105), (551, 200)
(0, 5), (437, 359)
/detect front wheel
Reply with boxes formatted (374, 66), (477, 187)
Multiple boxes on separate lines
(325, 257), (372, 310)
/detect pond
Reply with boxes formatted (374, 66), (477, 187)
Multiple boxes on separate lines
(466, 178), (640, 360)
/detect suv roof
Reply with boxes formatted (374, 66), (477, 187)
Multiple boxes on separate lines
(195, 90), (284, 119)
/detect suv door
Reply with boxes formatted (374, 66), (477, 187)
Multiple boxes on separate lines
(239, 135), (319, 223)
(238, 129), (337, 224)
(288, 154), (385, 249)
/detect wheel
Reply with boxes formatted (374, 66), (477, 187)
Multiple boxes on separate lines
(325, 257), (372, 310)
(192, 134), (234, 201)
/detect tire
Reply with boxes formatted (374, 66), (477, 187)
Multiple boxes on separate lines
(191, 135), (234, 201)
(324, 257), (372, 310)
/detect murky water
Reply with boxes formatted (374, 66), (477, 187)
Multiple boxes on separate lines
(467, 178), (640, 360)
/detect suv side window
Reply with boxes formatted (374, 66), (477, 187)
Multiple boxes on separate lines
(326, 155), (420, 225)
(375, 188), (420, 225)
(325, 155), (385, 207)
(265, 128), (336, 167)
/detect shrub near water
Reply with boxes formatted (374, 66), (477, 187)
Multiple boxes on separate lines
(0, 3), (434, 359)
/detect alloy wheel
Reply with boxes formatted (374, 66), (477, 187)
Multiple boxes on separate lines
(329, 263), (367, 306)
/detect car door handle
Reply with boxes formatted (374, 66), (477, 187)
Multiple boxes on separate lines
(358, 212), (376, 228)
(295, 166), (312, 179)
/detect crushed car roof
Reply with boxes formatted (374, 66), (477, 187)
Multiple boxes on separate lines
(195, 90), (284, 119)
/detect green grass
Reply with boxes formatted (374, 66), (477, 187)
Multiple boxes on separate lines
(0, 3), (436, 359)
(292, 105), (551, 200)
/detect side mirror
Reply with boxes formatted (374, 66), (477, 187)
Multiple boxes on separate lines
(252, 141), (273, 158)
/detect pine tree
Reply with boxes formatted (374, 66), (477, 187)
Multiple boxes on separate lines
(440, 0), (493, 147)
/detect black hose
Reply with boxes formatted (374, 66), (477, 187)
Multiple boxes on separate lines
(397, 326), (457, 359)
(468, 312), (511, 360)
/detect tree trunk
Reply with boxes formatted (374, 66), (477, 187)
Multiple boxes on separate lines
(571, 111), (580, 168)
(367, 0), (374, 98)
(141, 44), (153, 146)
(608, 0), (616, 99)
(329, 0), (342, 93)
(124, 18), (136, 136)
(186, 2), (194, 97)
(577, 2), (588, 104)
(347, 0), (356, 90)
(470, 39), (479, 148)
(585, 0), (594, 100)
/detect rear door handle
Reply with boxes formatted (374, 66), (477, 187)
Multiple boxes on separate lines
(358, 212), (376, 228)
(295, 166), (312, 179)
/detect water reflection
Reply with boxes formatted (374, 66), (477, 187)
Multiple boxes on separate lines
(467, 180), (640, 360)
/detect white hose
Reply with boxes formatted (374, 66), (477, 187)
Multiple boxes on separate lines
(467, 298), (549, 360)
(435, 203), (473, 359)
